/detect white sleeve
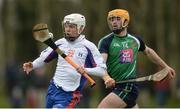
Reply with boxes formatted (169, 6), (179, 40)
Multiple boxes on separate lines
(32, 47), (54, 69)
(85, 67), (106, 77)
(85, 43), (107, 77)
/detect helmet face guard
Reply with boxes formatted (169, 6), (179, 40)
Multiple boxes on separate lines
(62, 23), (79, 41)
(107, 9), (130, 33)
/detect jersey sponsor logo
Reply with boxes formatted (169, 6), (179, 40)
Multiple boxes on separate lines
(119, 49), (133, 63)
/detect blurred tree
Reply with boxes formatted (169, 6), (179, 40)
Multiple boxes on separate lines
(0, 0), (5, 81)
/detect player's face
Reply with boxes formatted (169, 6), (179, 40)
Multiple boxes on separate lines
(108, 16), (122, 31)
(64, 23), (78, 36)
(64, 23), (79, 41)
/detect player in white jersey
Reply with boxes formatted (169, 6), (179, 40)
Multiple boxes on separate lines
(23, 13), (115, 108)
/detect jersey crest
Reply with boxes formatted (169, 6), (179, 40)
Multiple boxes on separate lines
(67, 50), (75, 57)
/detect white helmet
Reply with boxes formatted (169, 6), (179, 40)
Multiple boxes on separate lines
(63, 13), (86, 34)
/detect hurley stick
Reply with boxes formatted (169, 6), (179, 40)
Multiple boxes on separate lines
(116, 68), (169, 84)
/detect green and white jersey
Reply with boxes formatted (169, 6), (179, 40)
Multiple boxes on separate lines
(98, 33), (146, 81)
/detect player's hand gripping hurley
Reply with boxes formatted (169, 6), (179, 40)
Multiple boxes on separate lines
(32, 23), (96, 87)
(116, 68), (169, 84)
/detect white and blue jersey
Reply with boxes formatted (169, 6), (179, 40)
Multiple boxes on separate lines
(32, 35), (106, 108)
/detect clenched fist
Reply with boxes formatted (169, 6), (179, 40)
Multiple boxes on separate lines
(103, 75), (115, 88)
(23, 62), (33, 75)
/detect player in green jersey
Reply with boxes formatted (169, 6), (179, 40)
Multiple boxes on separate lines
(97, 9), (176, 108)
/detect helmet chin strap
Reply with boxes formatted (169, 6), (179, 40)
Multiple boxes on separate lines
(64, 33), (80, 42)
(112, 27), (125, 34)
(64, 25), (83, 42)
(112, 18), (127, 34)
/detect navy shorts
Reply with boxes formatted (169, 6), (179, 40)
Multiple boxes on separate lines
(112, 82), (139, 108)
(46, 81), (82, 108)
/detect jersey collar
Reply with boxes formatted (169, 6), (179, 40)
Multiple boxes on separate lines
(114, 33), (128, 38)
